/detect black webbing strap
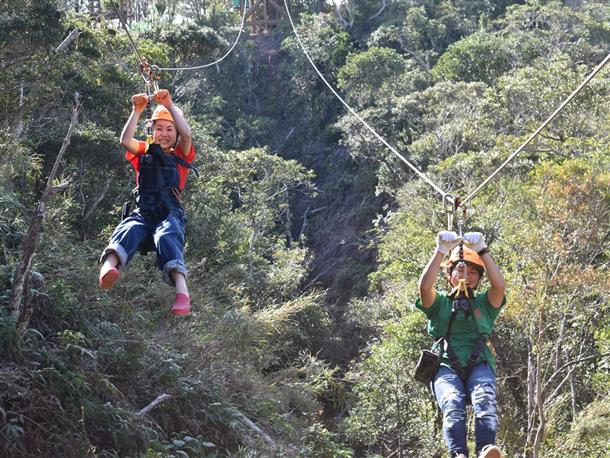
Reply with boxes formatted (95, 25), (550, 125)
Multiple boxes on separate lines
(443, 302), (489, 382)
(464, 319), (488, 375)
(173, 155), (199, 177)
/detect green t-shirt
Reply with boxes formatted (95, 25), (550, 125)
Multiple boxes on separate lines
(415, 291), (505, 374)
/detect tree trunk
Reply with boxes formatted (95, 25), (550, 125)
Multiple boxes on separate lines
(564, 348), (578, 419)
(11, 86), (25, 145)
(531, 308), (546, 458)
(525, 335), (535, 457)
(9, 96), (80, 332)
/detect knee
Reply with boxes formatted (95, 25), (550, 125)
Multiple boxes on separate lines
(444, 407), (467, 433)
(472, 383), (499, 424)
(440, 391), (467, 427)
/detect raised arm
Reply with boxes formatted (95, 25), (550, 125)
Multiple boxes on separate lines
(419, 231), (461, 309)
(121, 93), (148, 154)
(154, 89), (192, 154)
(463, 232), (506, 308)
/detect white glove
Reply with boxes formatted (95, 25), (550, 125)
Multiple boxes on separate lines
(463, 232), (487, 253)
(436, 231), (462, 255)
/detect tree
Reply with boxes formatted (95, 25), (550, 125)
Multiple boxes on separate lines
(337, 46), (407, 109)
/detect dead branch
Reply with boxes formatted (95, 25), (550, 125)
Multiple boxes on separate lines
(335, 1), (354, 29)
(11, 86), (25, 145)
(82, 179), (111, 222)
(49, 175), (76, 196)
(542, 352), (608, 398)
(0, 55), (29, 71)
(234, 410), (277, 450)
(55, 29), (83, 53)
(137, 393), (171, 417)
(368, 0), (387, 22)
(9, 94), (81, 331)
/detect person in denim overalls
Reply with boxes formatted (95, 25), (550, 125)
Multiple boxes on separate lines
(99, 89), (195, 316)
(417, 231), (506, 458)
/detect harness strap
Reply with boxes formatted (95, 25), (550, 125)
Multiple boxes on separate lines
(445, 344), (466, 379)
(173, 155), (199, 177)
(442, 298), (489, 383)
(138, 143), (195, 213)
(465, 333), (488, 373)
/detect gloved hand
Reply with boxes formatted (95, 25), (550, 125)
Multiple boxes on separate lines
(463, 232), (487, 253)
(131, 93), (149, 113)
(154, 89), (172, 108)
(436, 231), (461, 255)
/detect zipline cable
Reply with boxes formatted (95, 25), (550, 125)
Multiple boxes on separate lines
(461, 50), (610, 206)
(108, 0), (151, 86)
(109, 0), (246, 73)
(284, 1), (610, 216)
(154, 5), (247, 71)
(282, 0), (448, 201)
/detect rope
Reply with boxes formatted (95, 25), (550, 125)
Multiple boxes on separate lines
(282, 0), (448, 201)
(154, 5), (247, 71)
(461, 50), (610, 206)
(109, 0), (609, 224)
(109, 0), (246, 74)
(108, 0), (151, 86)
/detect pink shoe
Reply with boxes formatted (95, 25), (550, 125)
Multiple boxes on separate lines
(171, 293), (191, 316)
(99, 267), (120, 289)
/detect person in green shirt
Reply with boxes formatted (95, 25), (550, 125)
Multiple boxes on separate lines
(417, 231), (506, 458)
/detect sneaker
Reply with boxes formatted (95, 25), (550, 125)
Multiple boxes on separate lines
(171, 293), (191, 316)
(479, 444), (502, 458)
(99, 267), (120, 289)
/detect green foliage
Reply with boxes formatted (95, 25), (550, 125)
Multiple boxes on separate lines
(3, 1), (610, 457)
(342, 312), (441, 456)
(497, 1), (610, 68)
(0, 308), (21, 360)
(301, 420), (354, 458)
(186, 147), (316, 303)
(337, 46), (407, 108)
(279, 12), (354, 140)
(369, 187), (447, 308)
(368, 8), (455, 65)
(555, 397), (610, 457)
(433, 31), (512, 83)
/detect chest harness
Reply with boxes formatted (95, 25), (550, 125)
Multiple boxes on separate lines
(436, 283), (490, 383)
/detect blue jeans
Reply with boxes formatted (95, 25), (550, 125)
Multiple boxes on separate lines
(432, 362), (498, 457)
(100, 208), (188, 286)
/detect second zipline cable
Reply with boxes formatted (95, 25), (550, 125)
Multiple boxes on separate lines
(282, 0), (449, 201)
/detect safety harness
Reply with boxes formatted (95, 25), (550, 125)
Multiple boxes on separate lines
(137, 143), (198, 217)
(121, 143), (199, 254)
(441, 283), (489, 383)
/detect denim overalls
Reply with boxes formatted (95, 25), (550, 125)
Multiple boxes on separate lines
(101, 144), (188, 286)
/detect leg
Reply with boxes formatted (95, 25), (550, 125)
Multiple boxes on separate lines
(467, 363), (499, 456)
(170, 270), (191, 316)
(433, 366), (469, 457)
(154, 210), (191, 315)
(99, 213), (151, 289)
(171, 270), (189, 296)
(154, 210), (188, 287)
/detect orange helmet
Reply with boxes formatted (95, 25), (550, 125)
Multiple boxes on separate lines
(446, 246), (485, 274)
(151, 105), (181, 124)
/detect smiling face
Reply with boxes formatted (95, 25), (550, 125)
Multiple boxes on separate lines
(449, 261), (482, 289)
(153, 119), (177, 150)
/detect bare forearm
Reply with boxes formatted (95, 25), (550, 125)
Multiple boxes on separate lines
(120, 110), (141, 147)
(481, 252), (505, 307)
(168, 105), (191, 139)
(418, 251), (444, 308)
